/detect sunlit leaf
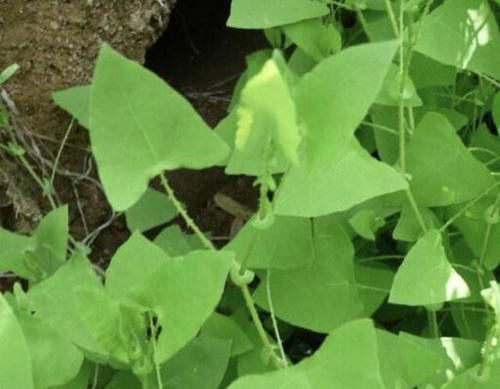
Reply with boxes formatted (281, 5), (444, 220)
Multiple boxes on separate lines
(275, 139), (407, 217)
(89, 44), (229, 211)
(415, 0), (500, 79)
(106, 232), (232, 362)
(227, 53), (300, 175)
(389, 229), (470, 306)
(227, 0), (329, 29)
(295, 41), (398, 165)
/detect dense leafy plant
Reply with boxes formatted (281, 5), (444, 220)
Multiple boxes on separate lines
(2, 0), (500, 387)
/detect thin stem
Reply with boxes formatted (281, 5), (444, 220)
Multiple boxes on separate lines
(357, 254), (405, 263)
(406, 189), (428, 233)
(266, 270), (288, 367)
(50, 119), (74, 188)
(356, 8), (369, 38)
(384, 0), (400, 38)
(149, 313), (164, 389)
(242, 285), (283, 369)
(440, 182), (500, 232)
(361, 120), (398, 135)
(159, 173), (283, 369)
(159, 173), (215, 251)
(91, 364), (99, 389)
(427, 309), (440, 338)
(18, 154), (58, 210)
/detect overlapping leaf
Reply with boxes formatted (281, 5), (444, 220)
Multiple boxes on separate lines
(253, 223), (364, 332)
(0, 294), (34, 389)
(406, 113), (494, 207)
(89, 44), (229, 211)
(389, 229), (470, 306)
(106, 232), (232, 362)
(415, 0), (500, 79)
(227, 0), (329, 29)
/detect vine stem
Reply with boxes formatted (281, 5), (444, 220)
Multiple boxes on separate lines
(159, 173), (283, 369)
(384, 0), (400, 38)
(91, 364), (99, 389)
(427, 310), (440, 338)
(159, 173), (215, 251)
(266, 270), (288, 367)
(149, 313), (164, 389)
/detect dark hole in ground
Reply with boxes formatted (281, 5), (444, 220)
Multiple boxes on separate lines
(145, 0), (266, 241)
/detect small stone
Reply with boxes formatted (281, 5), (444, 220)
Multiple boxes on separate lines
(49, 21), (58, 30)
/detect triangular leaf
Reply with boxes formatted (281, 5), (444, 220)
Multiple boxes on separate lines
(406, 113), (494, 207)
(52, 86), (90, 128)
(389, 229), (470, 306)
(89, 44), (229, 211)
(275, 139), (407, 217)
(125, 188), (177, 232)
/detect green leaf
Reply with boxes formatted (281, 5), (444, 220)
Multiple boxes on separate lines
(400, 333), (481, 388)
(355, 264), (394, 316)
(376, 64), (422, 107)
(409, 53), (456, 89)
(0, 294), (34, 389)
(275, 139), (407, 217)
(282, 19), (341, 62)
(349, 209), (385, 241)
(441, 358), (500, 388)
(89, 43), (229, 211)
(230, 319), (439, 389)
(253, 223), (364, 333)
(0, 63), (19, 85)
(52, 86), (90, 128)
(227, 0), (329, 29)
(295, 41), (398, 165)
(28, 253), (123, 362)
(223, 216), (314, 270)
(200, 313), (253, 356)
(0, 228), (36, 279)
(406, 113), (494, 207)
(0, 206), (68, 281)
(415, 0), (500, 79)
(448, 193), (500, 270)
(227, 53), (300, 175)
(375, 330), (442, 388)
(154, 225), (194, 256)
(389, 229), (470, 306)
(17, 313), (83, 388)
(393, 201), (437, 242)
(106, 232), (232, 362)
(160, 336), (231, 389)
(125, 188), (177, 232)
(33, 205), (69, 263)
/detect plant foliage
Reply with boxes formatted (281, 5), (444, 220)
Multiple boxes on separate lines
(1, 0), (500, 388)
